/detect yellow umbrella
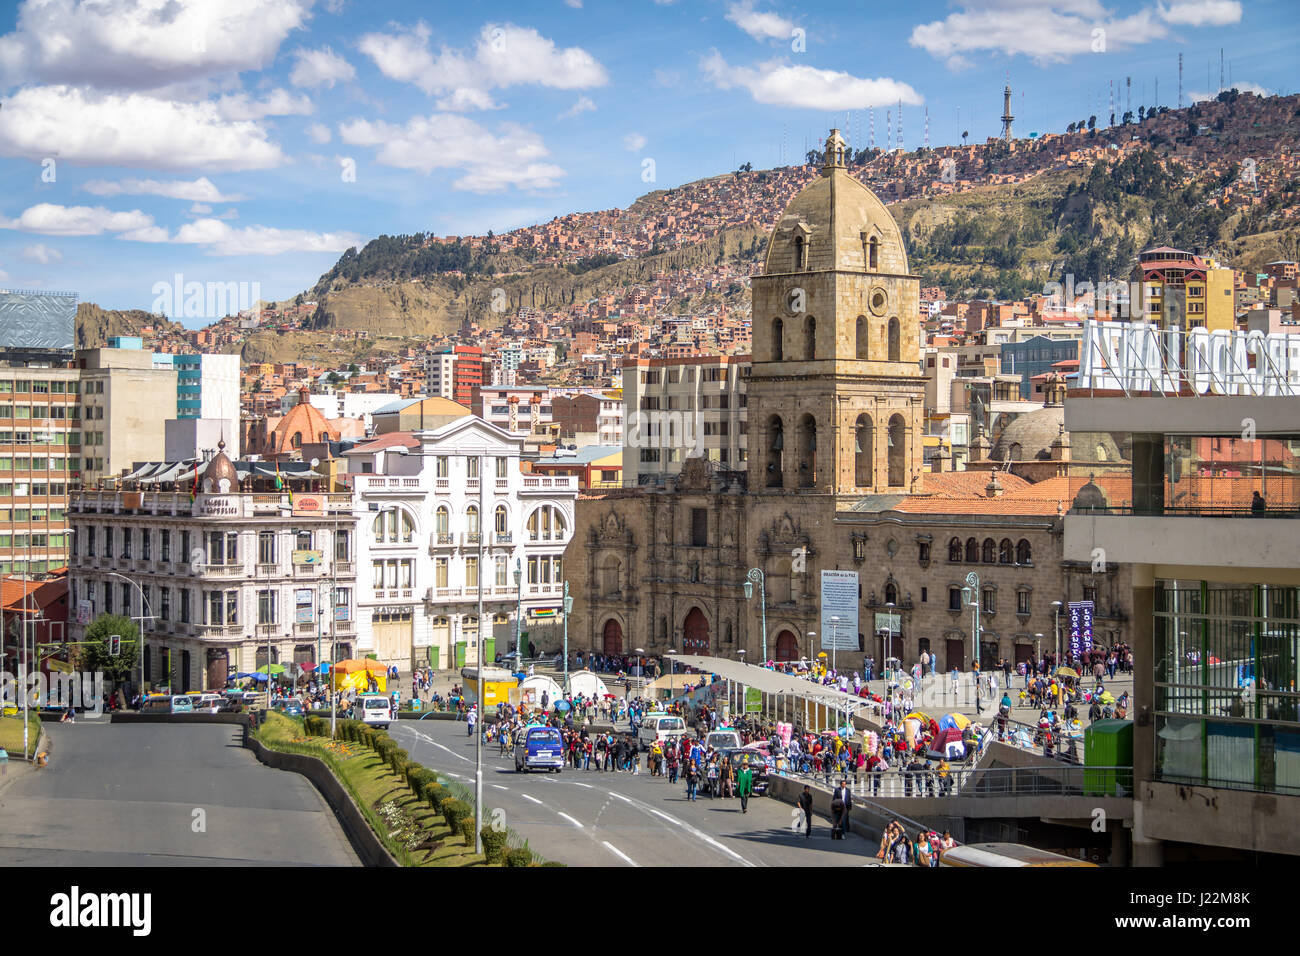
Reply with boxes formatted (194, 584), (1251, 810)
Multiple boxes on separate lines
(904, 711), (934, 724)
(943, 712), (971, 729)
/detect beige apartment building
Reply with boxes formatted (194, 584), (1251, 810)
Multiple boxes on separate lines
(76, 347), (178, 484)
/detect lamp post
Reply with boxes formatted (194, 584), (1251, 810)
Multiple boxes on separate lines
(806, 631), (817, 729)
(963, 571), (981, 671)
(562, 580), (573, 694)
(743, 568), (767, 662)
(106, 571), (153, 702)
(1034, 633), (1044, 681)
(513, 557), (522, 658)
(884, 601), (897, 679)
(1051, 600), (1064, 670)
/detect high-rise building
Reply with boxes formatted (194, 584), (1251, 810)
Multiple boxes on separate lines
(75, 346), (178, 483)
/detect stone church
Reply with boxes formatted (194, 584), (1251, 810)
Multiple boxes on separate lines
(566, 132), (1130, 670)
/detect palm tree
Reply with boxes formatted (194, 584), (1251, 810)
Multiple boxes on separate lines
(961, 130), (969, 145)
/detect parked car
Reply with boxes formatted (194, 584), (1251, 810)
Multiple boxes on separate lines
(169, 695), (195, 714)
(190, 694), (223, 714)
(271, 697), (304, 717)
(720, 747), (771, 796)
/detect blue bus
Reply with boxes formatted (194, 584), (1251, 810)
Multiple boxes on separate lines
(515, 725), (565, 773)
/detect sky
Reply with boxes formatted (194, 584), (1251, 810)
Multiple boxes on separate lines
(0, 0), (1295, 323)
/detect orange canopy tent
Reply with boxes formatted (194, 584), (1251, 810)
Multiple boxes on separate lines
(331, 658), (387, 692)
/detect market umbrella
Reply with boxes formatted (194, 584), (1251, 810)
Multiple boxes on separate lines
(332, 658), (386, 675)
(939, 712), (971, 731)
(904, 711), (934, 724)
(1055, 666), (1080, 679)
(257, 664), (286, 675)
(553, 700), (571, 712)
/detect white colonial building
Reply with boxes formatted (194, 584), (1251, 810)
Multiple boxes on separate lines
(67, 445), (358, 692)
(348, 413), (577, 670)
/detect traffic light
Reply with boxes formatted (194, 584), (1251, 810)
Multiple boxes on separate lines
(109, 634), (121, 657)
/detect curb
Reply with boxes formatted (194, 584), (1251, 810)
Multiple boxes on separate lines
(242, 727), (399, 867)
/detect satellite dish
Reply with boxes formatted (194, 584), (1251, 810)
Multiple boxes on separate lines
(310, 458), (320, 467)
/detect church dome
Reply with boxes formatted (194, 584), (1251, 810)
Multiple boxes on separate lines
(201, 439), (239, 493)
(993, 406), (1064, 461)
(764, 128), (909, 276)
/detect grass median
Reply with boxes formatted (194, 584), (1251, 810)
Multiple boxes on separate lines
(254, 712), (550, 867)
(0, 712), (43, 758)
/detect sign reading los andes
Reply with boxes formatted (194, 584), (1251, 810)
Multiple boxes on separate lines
(193, 494), (240, 517)
(1080, 319), (1300, 396)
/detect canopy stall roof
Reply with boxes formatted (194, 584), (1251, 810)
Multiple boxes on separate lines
(670, 655), (873, 715)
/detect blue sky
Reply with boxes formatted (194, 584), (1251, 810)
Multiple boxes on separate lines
(0, 0), (1295, 322)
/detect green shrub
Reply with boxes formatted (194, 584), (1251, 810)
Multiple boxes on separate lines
(538, 861), (566, 867)
(504, 848), (532, 867)
(441, 798), (470, 832)
(374, 735), (395, 761)
(459, 815), (477, 846)
(406, 764), (435, 795)
(388, 747), (409, 776)
(423, 781), (447, 812)
(480, 825), (508, 864)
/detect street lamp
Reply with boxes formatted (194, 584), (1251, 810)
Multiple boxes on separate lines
(106, 571), (153, 702)
(963, 571), (981, 671)
(1051, 600), (1064, 669)
(513, 557), (523, 659)
(743, 568), (767, 662)
(1034, 633), (1044, 679)
(562, 580), (573, 693)
(884, 601), (897, 679)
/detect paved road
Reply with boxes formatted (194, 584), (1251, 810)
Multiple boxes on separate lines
(0, 721), (358, 866)
(392, 719), (883, 867)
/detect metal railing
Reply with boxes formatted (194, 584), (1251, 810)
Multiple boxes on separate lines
(778, 763), (1131, 800)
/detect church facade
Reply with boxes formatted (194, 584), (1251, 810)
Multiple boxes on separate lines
(565, 132), (1131, 669)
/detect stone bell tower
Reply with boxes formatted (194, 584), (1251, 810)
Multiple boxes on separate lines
(748, 128), (926, 496)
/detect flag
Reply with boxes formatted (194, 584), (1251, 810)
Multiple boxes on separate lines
(189, 461), (198, 502)
(274, 461), (284, 490)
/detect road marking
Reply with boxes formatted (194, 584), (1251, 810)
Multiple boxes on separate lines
(605, 791), (755, 867)
(519, 793), (544, 805)
(570, 781), (594, 789)
(602, 841), (639, 866)
(491, 784), (507, 791)
(556, 812), (583, 828)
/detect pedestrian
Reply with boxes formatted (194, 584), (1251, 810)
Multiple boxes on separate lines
(833, 778), (853, 836)
(797, 785), (814, 838)
(685, 760), (700, 801)
(736, 758), (754, 814)
(950, 666), (959, 699)
(466, 703), (477, 738)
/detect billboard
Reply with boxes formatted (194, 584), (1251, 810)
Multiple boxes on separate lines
(1068, 601), (1094, 661)
(0, 291), (76, 350)
(819, 570), (859, 651)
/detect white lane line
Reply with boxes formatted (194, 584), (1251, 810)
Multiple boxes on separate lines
(556, 812), (584, 828)
(602, 841), (640, 867)
(570, 782), (594, 789)
(519, 793), (544, 805)
(604, 791), (755, 867)
(491, 784), (508, 791)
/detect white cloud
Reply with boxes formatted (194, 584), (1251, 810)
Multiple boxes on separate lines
(559, 95), (596, 119)
(215, 89), (313, 120)
(653, 68), (681, 87)
(171, 219), (364, 256)
(0, 0), (312, 89)
(2, 203), (154, 236)
(21, 243), (61, 264)
(0, 86), (284, 171)
(339, 113), (564, 192)
(565, 0), (583, 8)
(359, 21), (608, 107)
(307, 122), (333, 144)
(702, 52), (923, 109)
(188, 203), (213, 215)
(290, 45), (356, 89)
(117, 225), (170, 243)
(623, 132), (647, 152)
(726, 2), (795, 42)
(83, 176), (247, 203)
(1157, 0), (1242, 26)
(910, 2), (1179, 67)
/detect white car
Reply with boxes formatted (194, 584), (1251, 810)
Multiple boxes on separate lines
(356, 695), (392, 729)
(190, 694), (224, 714)
(636, 713), (687, 751)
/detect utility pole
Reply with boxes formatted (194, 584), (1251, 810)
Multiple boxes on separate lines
(473, 453), (485, 855)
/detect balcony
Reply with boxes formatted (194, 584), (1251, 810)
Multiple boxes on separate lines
(519, 475), (577, 494)
(494, 532), (513, 545)
(463, 532), (482, 546)
(431, 533), (455, 549)
(196, 624), (244, 643)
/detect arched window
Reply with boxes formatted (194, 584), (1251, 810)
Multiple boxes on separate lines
(1016, 539), (1032, 564)
(466, 504), (479, 535)
(982, 538), (996, 564)
(766, 416), (784, 489)
(854, 414), (873, 487)
(887, 413), (906, 486)
(772, 318), (784, 361)
(400, 509), (413, 542)
(868, 237), (879, 270)
(370, 512), (384, 543)
(601, 555), (622, 596)
(965, 537), (979, 562)
(526, 506), (566, 541)
(797, 413), (817, 488)
(999, 538), (1013, 564)
(794, 235), (806, 269)
(856, 316), (869, 360)
(772, 558), (793, 603)
(888, 316), (901, 362)
(291, 432), (302, 449)
(948, 537), (962, 562)
(435, 505), (449, 535)
(804, 316), (816, 360)
(884, 582), (898, 605)
(371, 508), (414, 543)
(494, 504), (508, 535)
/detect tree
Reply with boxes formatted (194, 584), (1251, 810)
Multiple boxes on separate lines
(961, 130), (969, 145)
(1122, 110), (1134, 125)
(1087, 115), (1097, 130)
(1138, 106), (1145, 121)
(1067, 122), (1077, 133)
(347, 363), (360, 374)
(326, 370), (341, 384)
(78, 614), (140, 684)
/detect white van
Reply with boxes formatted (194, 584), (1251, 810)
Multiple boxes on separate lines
(356, 695), (392, 729)
(705, 728), (742, 752)
(637, 713), (686, 751)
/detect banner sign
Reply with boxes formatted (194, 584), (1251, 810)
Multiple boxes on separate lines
(1067, 601), (1094, 661)
(291, 549), (323, 566)
(292, 494), (325, 517)
(744, 686), (762, 714)
(819, 570), (859, 651)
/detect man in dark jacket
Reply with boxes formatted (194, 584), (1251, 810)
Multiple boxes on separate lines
(833, 779), (853, 835)
(797, 785), (814, 838)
